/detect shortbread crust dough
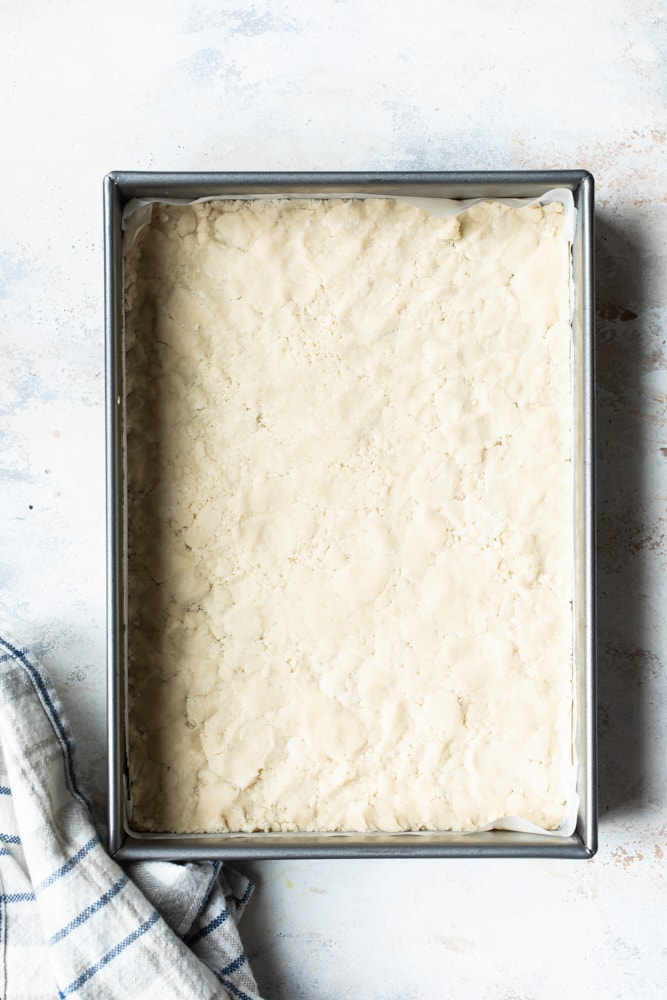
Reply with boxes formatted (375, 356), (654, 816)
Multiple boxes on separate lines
(124, 196), (573, 833)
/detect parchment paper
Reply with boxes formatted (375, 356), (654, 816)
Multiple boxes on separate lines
(121, 189), (579, 839)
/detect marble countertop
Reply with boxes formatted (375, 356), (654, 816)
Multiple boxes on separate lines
(2, 1), (666, 996)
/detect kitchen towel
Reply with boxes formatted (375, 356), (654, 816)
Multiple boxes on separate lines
(0, 631), (264, 1000)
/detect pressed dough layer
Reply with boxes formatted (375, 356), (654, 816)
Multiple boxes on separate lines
(124, 196), (574, 834)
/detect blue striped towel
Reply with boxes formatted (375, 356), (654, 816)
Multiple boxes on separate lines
(0, 632), (264, 999)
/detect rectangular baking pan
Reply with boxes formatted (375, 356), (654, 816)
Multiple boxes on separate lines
(105, 171), (596, 860)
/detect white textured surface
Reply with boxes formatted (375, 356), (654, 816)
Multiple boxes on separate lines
(125, 197), (573, 837)
(1, 1), (666, 997)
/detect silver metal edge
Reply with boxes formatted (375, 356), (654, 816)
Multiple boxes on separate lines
(105, 171), (596, 860)
(104, 174), (125, 856)
(108, 169), (591, 201)
(578, 171), (598, 857)
(112, 831), (590, 861)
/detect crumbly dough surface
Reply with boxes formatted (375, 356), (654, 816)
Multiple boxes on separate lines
(124, 196), (573, 834)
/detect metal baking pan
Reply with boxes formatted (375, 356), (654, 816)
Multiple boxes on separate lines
(104, 171), (596, 860)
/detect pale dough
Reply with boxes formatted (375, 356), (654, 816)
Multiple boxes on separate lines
(124, 196), (573, 834)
